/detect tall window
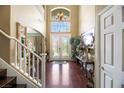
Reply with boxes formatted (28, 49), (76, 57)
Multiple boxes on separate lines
(51, 8), (71, 32)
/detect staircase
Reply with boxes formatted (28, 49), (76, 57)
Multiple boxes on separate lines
(0, 29), (47, 88)
(0, 69), (26, 88)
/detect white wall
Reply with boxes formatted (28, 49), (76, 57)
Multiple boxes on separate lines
(10, 5), (45, 63)
(10, 5), (45, 37)
(79, 5), (95, 34)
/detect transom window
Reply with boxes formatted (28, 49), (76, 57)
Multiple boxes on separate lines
(51, 8), (71, 32)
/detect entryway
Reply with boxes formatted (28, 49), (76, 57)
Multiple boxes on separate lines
(50, 34), (71, 60)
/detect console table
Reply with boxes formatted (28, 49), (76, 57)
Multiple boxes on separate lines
(84, 61), (94, 78)
(75, 56), (94, 78)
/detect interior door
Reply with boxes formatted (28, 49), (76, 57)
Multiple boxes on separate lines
(50, 34), (71, 60)
(100, 6), (123, 88)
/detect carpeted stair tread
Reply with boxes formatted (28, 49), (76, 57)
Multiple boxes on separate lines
(0, 69), (7, 79)
(0, 69), (27, 88)
(0, 77), (16, 87)
(14, 84), (27, 88)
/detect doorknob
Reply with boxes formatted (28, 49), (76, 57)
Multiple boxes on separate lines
(101, 66), (104, 70)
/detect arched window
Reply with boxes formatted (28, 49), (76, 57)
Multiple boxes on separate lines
(51, 7), (71, 32)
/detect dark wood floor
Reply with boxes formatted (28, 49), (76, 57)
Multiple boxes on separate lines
(46, 61), (89, 88)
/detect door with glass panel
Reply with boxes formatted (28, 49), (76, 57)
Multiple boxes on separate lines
(50, 34), (71, 60)
(50, 7), (71, 60)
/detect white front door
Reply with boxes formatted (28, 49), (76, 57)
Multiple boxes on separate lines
(50, 34), (71, 60)
(100, 6), (124, 88)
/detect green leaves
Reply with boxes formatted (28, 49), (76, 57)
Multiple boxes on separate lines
(70, 36), (81, 59)
(70, 36), (80, 46)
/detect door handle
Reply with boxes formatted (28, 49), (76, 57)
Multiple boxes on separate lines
(101, 66), (104, 70)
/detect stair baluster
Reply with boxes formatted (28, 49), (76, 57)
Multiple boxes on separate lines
(28, 52), (31, 76)
(32, 55), (35, 79)
(0, 29), (47, 87)
(24, 48), (27, 73)
(37, 58), (39, 82)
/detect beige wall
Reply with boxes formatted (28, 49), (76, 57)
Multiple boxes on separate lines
(46, 5), (79, 52)
(79, 5), (95, 34)
(0, 5), (11, 63)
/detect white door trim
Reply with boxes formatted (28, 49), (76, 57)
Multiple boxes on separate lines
(95, 5), (113, 88)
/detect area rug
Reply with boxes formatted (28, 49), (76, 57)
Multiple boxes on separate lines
(52, 60), (67, 64)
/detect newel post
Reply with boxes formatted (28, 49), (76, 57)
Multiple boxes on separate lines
(41, 53), (47, 88)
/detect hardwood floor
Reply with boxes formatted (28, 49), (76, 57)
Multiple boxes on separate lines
(46, 61), (89, 88)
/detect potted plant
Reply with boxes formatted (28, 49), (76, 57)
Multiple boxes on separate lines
(70, 36), (81, 59)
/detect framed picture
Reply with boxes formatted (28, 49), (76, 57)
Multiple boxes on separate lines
(81, 28), (94, 48)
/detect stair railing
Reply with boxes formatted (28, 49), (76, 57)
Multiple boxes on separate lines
(0, 29), (46, 88)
